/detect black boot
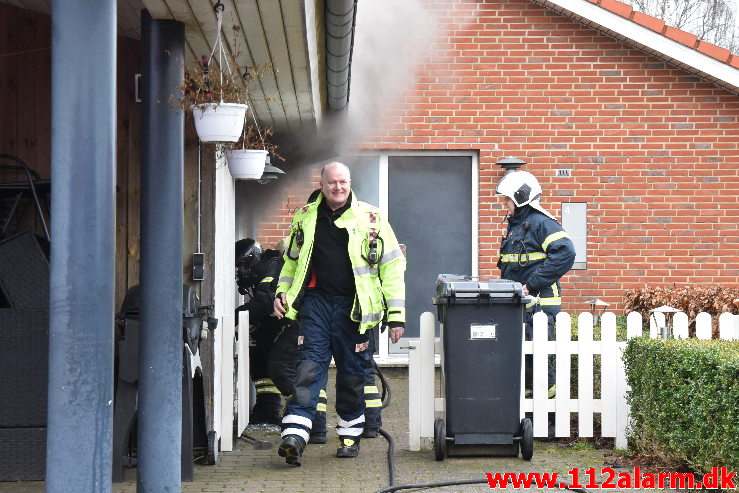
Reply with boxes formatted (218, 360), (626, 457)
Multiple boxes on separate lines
(362, 427), (379, 438)
(278, 435), (305, 466)
(336, 437), (360, 458)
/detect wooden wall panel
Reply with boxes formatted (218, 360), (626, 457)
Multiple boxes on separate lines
(116, 36), (142, 310)
(0, 4), (51, 238)
(0, 4), (146, 311)
(0, 4), (23, 157)
(14, 8), (51, 179)
(1, 3), (216, 321)
(0, 5), (51, 177)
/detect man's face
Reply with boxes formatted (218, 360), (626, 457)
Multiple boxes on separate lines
(321, 164), (351, 210)
(503, 197), (516, 215)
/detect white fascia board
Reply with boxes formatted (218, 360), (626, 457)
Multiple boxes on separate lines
(541, 0), (739, 90)
(302, 0), (323, 125)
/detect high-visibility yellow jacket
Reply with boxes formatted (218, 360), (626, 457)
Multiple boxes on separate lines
(276, 191), (406, 334)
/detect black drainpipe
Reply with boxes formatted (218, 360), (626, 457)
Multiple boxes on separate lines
(325, 0), (358, 111)
(137, 11), (185, 492)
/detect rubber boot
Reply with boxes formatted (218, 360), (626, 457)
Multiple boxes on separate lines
(278, 435), (305, 466)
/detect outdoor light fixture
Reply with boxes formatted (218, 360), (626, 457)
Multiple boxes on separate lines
(496, 157), (527, 173)
(649, 304), (680, 338)
(257, 156), (285, 184)
(586, 298), (610, 326)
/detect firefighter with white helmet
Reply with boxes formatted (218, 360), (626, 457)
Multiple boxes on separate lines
(496, 170), (555, 219)
(496, 168), (575, 435)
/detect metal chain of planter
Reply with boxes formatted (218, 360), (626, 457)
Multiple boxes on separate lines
(238, 97), (266, 151)
(202, 1), (235, 104)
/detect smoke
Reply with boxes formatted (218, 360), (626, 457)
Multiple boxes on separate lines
(236, 1), (441, 239)
(275, 0), (439, 167)
(345, 0), (438, 145)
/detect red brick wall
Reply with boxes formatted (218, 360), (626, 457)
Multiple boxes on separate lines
(261, 0), (739, 313)
(255, 167), (319, 248)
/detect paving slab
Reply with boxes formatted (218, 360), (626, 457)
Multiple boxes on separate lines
(2, 368), (661, 492)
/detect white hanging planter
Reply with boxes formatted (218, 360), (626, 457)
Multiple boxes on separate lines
(225, 149), (268, 179)
(191, 102), (248, 143)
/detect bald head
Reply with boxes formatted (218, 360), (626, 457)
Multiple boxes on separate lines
(320, 161), (352, 210)
(320, 161), (351, 180)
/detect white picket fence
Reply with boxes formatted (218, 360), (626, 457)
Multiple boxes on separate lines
(407, 310), (739, 451)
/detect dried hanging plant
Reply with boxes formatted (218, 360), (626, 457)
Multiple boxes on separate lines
(173, 56), (273, 111)
(226, 125), (285, 162)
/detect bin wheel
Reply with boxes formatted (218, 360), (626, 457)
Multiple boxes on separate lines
(520, 418), (533, 461)
(207, 430), (218, 465)
(433, 418), (446, 461)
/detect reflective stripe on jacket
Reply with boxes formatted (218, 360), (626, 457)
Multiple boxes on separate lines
(498, 205), (575, 313)
(276, 191), (406, 334)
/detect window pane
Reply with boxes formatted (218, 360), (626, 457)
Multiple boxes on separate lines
(344, 155), (380, 207)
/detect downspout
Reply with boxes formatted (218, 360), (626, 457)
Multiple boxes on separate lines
(325, 0), (358, 111)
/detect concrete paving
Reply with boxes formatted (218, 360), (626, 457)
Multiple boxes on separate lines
(2, 368), (643, 493)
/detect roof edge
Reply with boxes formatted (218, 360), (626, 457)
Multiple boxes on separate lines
(534, 0), (739, 93)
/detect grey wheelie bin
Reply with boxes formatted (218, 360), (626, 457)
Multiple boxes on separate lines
(432, 274), (534, 461)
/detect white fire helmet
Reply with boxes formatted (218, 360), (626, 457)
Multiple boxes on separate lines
(496, 170), (554, 219)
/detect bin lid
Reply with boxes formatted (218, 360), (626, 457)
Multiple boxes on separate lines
(433, 274), (526, 304)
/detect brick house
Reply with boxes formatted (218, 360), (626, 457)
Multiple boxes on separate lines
(250, 0), (739, 348)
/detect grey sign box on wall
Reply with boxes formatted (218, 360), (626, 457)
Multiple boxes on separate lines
(561, 202), (587, 269)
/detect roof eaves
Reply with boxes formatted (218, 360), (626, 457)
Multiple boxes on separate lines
(532, 0), (739, 94)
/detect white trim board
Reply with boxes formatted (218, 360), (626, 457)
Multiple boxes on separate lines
(536, 0), (739, 93)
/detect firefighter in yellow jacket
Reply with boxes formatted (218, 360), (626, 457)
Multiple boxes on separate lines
(273, 162), (406, 466)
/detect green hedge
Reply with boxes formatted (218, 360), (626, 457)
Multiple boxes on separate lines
(623, 337), (739, 474)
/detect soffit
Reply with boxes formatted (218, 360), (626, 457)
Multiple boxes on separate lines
(4, 0), (322, 132)
(141, 0), (320, 133)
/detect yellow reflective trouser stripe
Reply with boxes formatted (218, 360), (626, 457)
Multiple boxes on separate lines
(260, 276), (274, 284)
(255, 378), (280, 394)
(499, 252), (547, 262)
(365, 399), (382, 408)
(316, 403), (327, 412)
(364, 386), (378, 394)
(319, 389), (327, 398)
(551, 283), (559, 298)
(540, 297), (561, 306)
(541, 231), (570, 251)
(526, 296), (562, 308)
(256, 386), (280, 394)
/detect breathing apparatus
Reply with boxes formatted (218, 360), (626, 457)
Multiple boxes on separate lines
(362, 229), (384, 267)
(285, 213), (386, 268)
(286, 224), (303, 261)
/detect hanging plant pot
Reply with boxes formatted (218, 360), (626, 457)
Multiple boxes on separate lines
(191, 103), (248, 143)
(225, 149), (268, 179)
